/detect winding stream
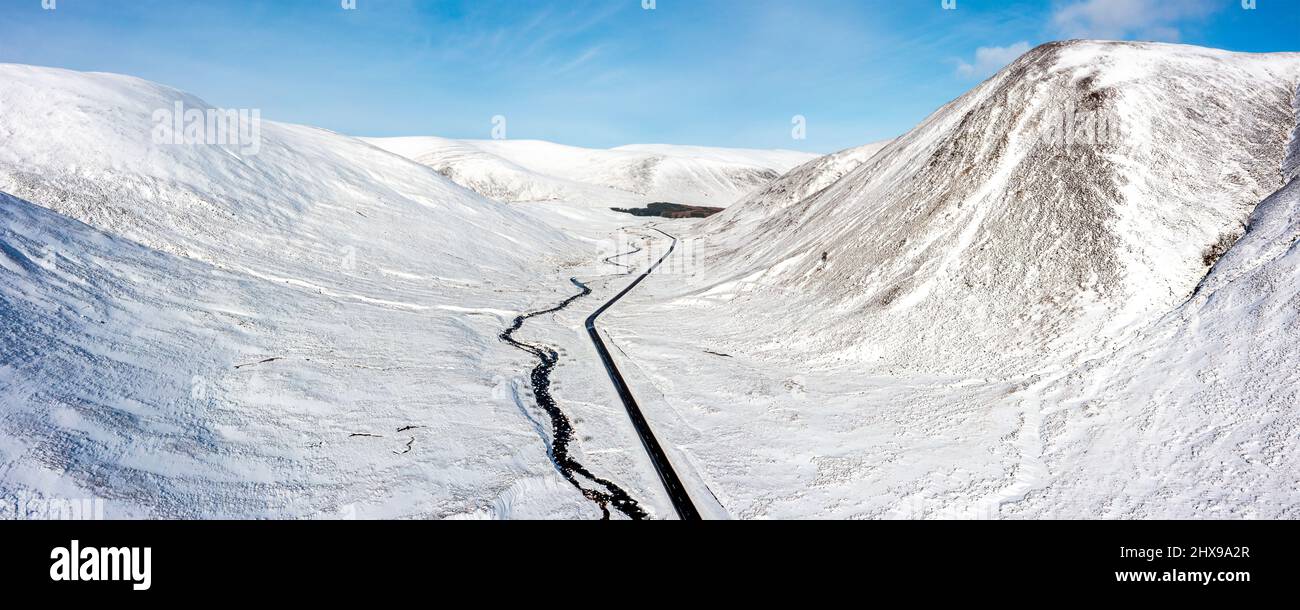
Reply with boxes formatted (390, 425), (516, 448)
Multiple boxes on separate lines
(500, 278), (648, 520)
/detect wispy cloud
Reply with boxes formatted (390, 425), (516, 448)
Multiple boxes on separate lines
(1051, 0), (1220, 41)
(551, 45), (606, 74)
(956, 42), (1031, 79)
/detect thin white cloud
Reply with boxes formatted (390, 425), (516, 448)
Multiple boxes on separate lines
(1051, 0), (1220, 41)
(956, 42), (1032, 79)
(554, 46), (605, 74)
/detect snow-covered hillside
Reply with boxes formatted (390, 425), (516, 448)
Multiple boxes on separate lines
(591, 42), (1300, 519)
(686, 41), (1300, 375)
(0, 65), (567, 273)
(1015, 177), (1300, 518)
(704, 139), (893, 237)
(0, 64), (651, 518)
(366, 136), (817, 207)
(1011, 82), (1300, 518)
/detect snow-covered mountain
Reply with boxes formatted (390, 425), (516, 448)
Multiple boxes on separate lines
(589, 41), (1300, 519)
(365, 136), (817, 207)
(0, 65), (569, 273)
(686, 41), (1300, 375)
(0, 64), (611, 518)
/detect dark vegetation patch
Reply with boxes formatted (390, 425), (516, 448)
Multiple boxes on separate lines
(876, 284), (905, 307)
(1202, 232), (1241, 267)
(611, 202), (724, 219)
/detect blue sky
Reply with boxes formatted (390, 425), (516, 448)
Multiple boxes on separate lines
(1, 0), (1297, 152)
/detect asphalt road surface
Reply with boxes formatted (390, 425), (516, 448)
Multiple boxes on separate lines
(585, 228), (703, 521)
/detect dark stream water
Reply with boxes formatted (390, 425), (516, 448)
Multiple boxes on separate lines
(500, 278), (647, 520)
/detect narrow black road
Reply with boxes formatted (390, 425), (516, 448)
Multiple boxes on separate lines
(500, 278), (648, 520)
(603, 244), (642, 274)
(586, 228), (703, 520)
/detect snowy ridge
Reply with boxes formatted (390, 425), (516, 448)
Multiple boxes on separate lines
(366, 136), (818, 207)
(701, 139), (893, 237)
(678, 41), (1300, 374)
(359, 135), (632, 206)
(0, 64), (566, 278)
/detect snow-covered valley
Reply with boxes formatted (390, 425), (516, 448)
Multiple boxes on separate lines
(0, 64), (679, 518)
(3, 40), (1299, 520)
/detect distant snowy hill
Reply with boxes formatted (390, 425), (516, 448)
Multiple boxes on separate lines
(684, 41), (1300, 375)
(365, 136), (817, 207)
